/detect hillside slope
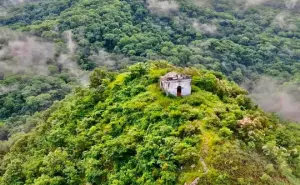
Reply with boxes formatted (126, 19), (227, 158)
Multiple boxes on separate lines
(1, 62), (300, 185)
(1, 0), (300, 142)
(1, 0), (300, 82)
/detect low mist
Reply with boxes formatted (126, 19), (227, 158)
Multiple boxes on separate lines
(190, 0), (211, 8)
(0, 84), (18, 95)
(244, 0), (269, 7)
(8, 0), (24, 4)
(192, 21), (218, 35)
(0, 8), (7, 16)
(245, 76), (300, 122)
(1, 0), (40, 6)
(285, 0), (299, 9)
(0, 29), (89, 86)
(59, 31), (89, 86)
(0, 29), (55, 75)
(273, 12), (296, 31)
(146, 0), (179, 15)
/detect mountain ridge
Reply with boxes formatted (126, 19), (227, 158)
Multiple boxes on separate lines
(1, 61), (300, 185)
(1, 0), (300, 184)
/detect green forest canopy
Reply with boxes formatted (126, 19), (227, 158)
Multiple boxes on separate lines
(1, 0), (300, 82)
(1, 0), (300, 138)
(1, 0), (300, 184)
(1, 62), (300, 185)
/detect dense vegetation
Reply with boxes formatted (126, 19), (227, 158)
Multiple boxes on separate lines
(1, 0), (300, 184)
(0, 28), (83, 139)
(1, 62), (300, 185)
(0, 75), (72, 139)
(1, 0), (300, 82)
(1, 0), (300, 127)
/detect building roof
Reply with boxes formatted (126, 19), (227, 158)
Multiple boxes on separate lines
(160, 72), (191, 81)
(162, 72), (178, 78)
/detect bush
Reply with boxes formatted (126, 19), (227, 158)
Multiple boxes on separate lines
(219, 127), (233, 138)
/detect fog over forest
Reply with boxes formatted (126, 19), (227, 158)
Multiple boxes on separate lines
(1, 1), (300, 184)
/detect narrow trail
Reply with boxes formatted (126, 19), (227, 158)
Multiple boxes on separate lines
(200, 157), (208, 174)
(200, 132), (212, 174)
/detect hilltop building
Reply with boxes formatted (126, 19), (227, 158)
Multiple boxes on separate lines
(160, 72), (192, 97)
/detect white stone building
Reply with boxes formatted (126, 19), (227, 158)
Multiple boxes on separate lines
(160, 72), (192, 97)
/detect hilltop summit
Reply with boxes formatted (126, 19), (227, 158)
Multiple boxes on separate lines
(1, 61), (300, 185)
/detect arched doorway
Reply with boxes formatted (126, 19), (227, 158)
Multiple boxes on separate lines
(177, 86), (182, 97)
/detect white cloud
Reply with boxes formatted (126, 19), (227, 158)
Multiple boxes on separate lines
(193, 21), (217, 35)
(147, 0), (179, 15)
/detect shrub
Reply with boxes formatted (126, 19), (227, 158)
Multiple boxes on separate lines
(219, 127), (233, 138)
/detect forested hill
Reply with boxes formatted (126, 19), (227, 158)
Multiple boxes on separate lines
(0, 0), (300, 129)
(2, 0), (300, 122)
(1, 0), (300, 82)
(1, 61), (300, 185)
(1, 0), (300, 184)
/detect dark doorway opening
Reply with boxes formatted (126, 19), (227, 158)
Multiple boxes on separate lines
(177, 86), (182, 97)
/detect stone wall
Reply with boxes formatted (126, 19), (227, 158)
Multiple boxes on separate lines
(160, 78), (191, 96)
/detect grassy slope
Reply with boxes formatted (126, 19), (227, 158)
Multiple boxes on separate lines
(1, 61), (300, 185)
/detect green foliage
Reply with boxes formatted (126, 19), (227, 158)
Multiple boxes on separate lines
(219, 127), (233, 138)
(0, 75), (71, 139)
(89, 68), (115, 88)
(2, 0), (300, 84)
(0, 62), (299, 184)
(0, 0), (78, 26)
(1, 0), (300, 184)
